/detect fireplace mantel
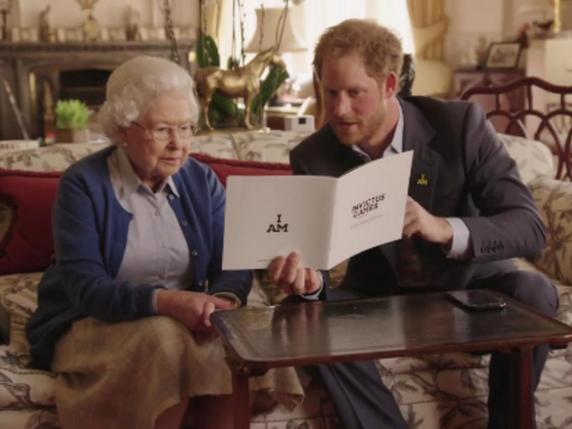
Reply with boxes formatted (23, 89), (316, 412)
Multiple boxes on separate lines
(0, 41), (195, 55)
(0, 40), (195, 139)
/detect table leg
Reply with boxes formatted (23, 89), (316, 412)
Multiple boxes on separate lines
(512, 346), (534, 429)
(232, 370), (250, 429)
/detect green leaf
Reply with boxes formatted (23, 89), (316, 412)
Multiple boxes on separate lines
(196, 34), (220, 68)
(55, 99), (91, 130)
(251, 65), (289, 117)
(211, 93), (237, 117)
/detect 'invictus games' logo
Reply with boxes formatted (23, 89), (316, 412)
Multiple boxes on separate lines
(416, 173), (429, 186)
(352, 194), (385, 218)
(267, 214), (289, 233)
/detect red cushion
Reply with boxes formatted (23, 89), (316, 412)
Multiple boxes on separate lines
(0, 170), (61, 275)
(191, 153), (292, 186)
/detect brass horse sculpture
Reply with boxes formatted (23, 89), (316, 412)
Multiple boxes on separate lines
(195, 49), (286, 130)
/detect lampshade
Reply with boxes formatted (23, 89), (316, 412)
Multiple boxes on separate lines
(245, 7), (307, 53)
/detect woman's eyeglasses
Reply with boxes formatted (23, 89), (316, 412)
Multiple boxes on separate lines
(132, 122), (197, 143)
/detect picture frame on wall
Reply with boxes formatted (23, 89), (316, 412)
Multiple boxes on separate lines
(484, 42), (522, 69)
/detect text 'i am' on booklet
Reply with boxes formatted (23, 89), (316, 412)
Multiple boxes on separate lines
(222, 150), (413, 270)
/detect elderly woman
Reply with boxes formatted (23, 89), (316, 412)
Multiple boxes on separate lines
(26, 56), (303, 429)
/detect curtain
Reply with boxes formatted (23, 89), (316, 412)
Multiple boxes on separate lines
(407, 0), (446, 60)
(200, 0), (232, 65)
(201, 1), (222, 39)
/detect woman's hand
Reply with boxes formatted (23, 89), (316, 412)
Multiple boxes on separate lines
(268, 251), (322, 296)
(155, 289), (235, 332)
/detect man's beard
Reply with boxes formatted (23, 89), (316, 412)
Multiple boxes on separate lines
(330, 108), (385, 147)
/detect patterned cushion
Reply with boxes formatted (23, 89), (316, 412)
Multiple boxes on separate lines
(0, 143), (108, 172)
(0, 410), (60, 429)
(529, 177), (572, 286)
(0, 273), (55, 410)
(192, 134), (238, 159)
(498, 133), (555, 185)
(230, 130), (311, 163)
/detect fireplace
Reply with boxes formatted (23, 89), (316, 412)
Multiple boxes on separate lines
(59, 68), (111, 108)
(37, 67), (113, 141)
(0, 41), (194, 140)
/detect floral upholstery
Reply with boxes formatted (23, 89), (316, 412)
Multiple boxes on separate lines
(0, 143), (108, 172)
(497, 133), (555, 185)
(0, 132), (571, 429)
(0, 273), (59, 428)
(530, 178), (572, 287)
(230, 129), (311, 162)
(192, 133), (239, 159)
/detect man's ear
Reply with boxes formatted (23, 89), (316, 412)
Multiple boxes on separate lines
(382, 72), (399, 98)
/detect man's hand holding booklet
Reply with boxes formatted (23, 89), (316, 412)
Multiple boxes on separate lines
(222, 151), (413, 270)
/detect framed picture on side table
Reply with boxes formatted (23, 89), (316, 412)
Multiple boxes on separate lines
(484, 42), (522, 69)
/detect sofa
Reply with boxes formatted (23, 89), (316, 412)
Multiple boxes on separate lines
(0, 129), (571, 429)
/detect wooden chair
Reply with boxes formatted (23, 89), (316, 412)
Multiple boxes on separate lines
(461, 77), (572, 181)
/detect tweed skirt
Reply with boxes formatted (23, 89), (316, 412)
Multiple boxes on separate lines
(51, 313), (305, 429)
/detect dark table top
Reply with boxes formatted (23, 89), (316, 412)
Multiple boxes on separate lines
(212, 290), (572, 370)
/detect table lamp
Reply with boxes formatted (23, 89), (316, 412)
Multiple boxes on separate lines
(245, 7), (306, 54)
(245, 6), (307, 107)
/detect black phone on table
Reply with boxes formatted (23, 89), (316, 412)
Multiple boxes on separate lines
(446, 289), (507, 312)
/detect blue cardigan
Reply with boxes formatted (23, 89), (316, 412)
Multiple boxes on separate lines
(26, 146), (252, 370)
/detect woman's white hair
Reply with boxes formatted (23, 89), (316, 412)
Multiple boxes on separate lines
(98, 56), (199, 144)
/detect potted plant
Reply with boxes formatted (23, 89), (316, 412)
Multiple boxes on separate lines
(55, 99), (92, 143)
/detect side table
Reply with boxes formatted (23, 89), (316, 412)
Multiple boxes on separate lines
(212, 290), (572, 429)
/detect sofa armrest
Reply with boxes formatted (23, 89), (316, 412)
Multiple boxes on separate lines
(529, 177), (572, 286)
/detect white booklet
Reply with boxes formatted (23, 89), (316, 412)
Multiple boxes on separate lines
(222, 150), (413, 270)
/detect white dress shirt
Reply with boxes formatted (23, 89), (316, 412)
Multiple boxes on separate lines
(107, 148), (192, 308)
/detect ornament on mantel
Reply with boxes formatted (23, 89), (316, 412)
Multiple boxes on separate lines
(75, 0), (100, 42)
(195, 49), (286, 130)
(125, 5), (142, 41)
(0, 0), (11, 41)
(39, 5), (56, 42)
(82, 13), (100, 42)
(76, 0), (99, 11)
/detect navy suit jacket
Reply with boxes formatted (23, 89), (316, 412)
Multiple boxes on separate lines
(290, 96), (546, 296)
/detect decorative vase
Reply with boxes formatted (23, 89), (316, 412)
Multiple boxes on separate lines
(54, 128), (89, 143)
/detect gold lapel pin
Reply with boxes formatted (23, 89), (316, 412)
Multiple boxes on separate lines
(417, 173), (428, 186)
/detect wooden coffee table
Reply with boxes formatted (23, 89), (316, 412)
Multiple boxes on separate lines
(211, 290), (572, 429)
